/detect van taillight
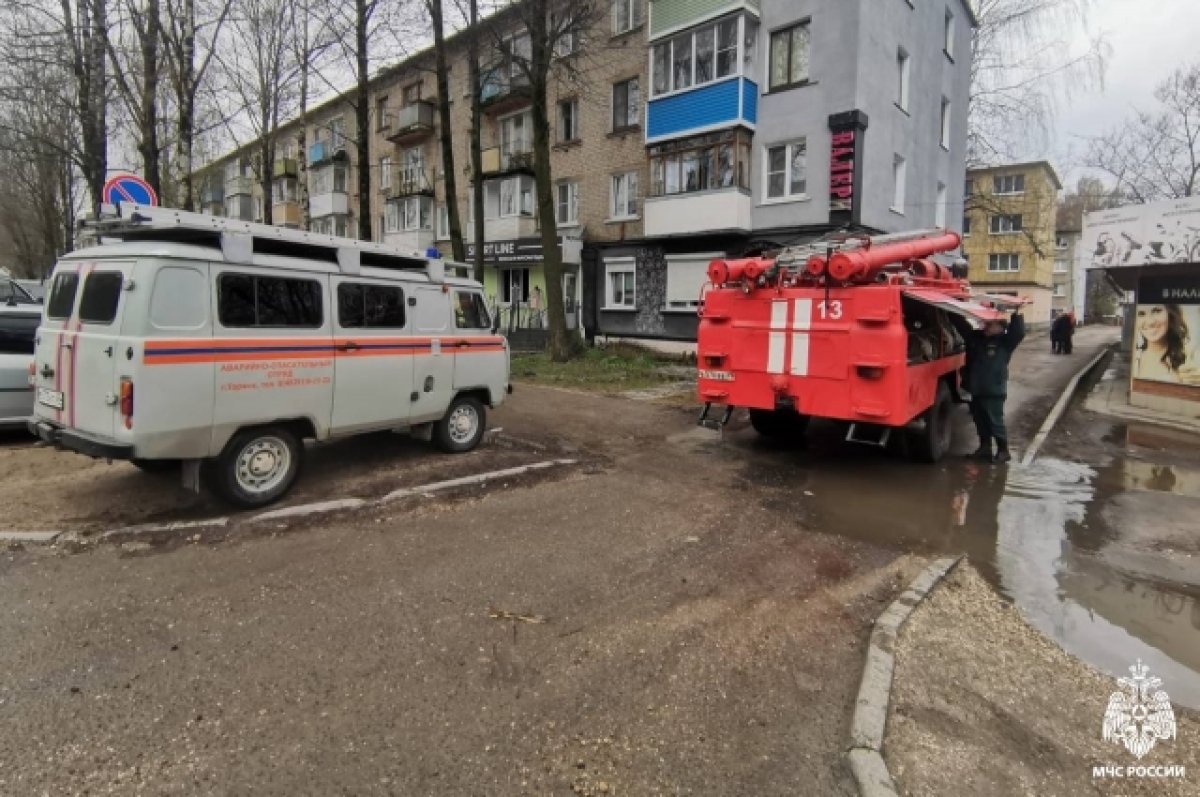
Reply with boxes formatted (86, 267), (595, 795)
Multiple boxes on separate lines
(119, 378), (134, 428)
(27, 362), (35, 385)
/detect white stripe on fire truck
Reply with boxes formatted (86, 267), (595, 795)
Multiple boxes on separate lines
(767, 300), (788, 374)
(790, 298), (812, 376)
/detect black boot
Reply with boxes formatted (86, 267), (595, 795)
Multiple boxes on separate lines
(993, 440), (1011, 463)
(971, 439), (992, 460)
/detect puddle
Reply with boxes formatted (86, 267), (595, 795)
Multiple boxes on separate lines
(718, 420), (1200, 709)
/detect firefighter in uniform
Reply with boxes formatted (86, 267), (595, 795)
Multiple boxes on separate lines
(964, 310), (1026, 462)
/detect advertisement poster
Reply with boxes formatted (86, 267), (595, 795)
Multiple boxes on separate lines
(1133, 277), (1200, 388)
(1084, 196), (1200, 269)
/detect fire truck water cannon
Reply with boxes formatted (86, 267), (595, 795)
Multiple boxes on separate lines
(821, 231), (961, 283)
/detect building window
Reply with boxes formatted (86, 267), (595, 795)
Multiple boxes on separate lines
(1053, 283), (1066, 297)
(768, 20), (810, 91)
(892, 155), (906, 212)
(610, 171), (639, 219)
(380, 156), (392, 191)
(1056, 235), (1068, 250)
(665, 254), (717, 310)
(552, 11), (579, 57)
(311, 215), (350, 238)
(436, 204), (450, 239)
(940, 98), (951, 148)
(944, 8), (955, 58)
(964, 179), (974, 197)
(558, 98), (579, 142)
(487, 175), (535, 218)
(764, 139), (807, 200)
(613, 0), (641, 35)
(1054, 259), (1069, 273)
(990, 214), (1023, 234)
(376, 96), (390, 130)
(500, 111), (532, 156)
(556, 181), (579, 226)
(963, 214), (972, 236)
(650, 16), (743, 97)
(897, 49), (910, 111)
(501, 268), (530, 304)
(273, 177), (297, 203)
(387, 196), (432, 232)
(402, 83), (421, 106)
(935, 182), (947, 228)
(988, 253), (1021, 272)
(311, 164), (347, 196)
(612, 77), (640, 130)
(650, 129), (752, 196)
(605, 258), (636, 309)
(993, 174), (1025, 194)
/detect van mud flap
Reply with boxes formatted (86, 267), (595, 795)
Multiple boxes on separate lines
(182, 460), (202, 494)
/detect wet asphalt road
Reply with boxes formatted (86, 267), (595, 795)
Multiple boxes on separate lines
(7, 322), (1185, 795)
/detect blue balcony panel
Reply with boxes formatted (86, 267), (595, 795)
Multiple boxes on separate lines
(646, 78), (757, 143)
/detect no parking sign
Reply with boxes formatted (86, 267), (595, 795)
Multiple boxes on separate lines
(102, 173), (158, 207)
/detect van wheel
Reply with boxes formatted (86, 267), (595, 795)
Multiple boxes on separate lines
(910, 381), (953, 463)
(434, 395), (486, 453)
(204, 426), (302, 509)
(132, 458), (179, 474)
(749, 408), (810, 442)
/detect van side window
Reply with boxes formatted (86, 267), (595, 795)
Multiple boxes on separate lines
(150, 267), (208, 329)
(337, 283), (406, 328)
(78, 272), (125, 324)
(454, 291), (490, 329)
(218, 274), (323, 328)
(46, 272), (80, 319)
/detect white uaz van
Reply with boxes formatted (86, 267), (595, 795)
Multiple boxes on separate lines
(29, 205), (510, 508)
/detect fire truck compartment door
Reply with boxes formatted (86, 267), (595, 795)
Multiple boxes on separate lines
(900, 288), (1006, 325)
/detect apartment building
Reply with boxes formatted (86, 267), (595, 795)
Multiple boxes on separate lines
(1054, 224), (1081, 317)
(962, 161), (1062, 324)
(194, 0), (974, 345)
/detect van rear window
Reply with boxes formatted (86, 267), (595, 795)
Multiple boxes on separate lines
(337, 283), (406, 328)
(78, 272), (125, 324)
(218, 274), (323, 328)
(46, 272), (80, 319)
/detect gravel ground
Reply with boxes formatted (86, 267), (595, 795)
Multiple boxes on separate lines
(887, 563), (1200, 796)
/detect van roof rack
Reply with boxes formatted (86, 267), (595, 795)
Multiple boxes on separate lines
(78, 203), (473, 283)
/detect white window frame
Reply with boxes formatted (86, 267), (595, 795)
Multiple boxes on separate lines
(1053, 283), (1066, 298)
(556, 180), (580, 226)
(604, 257), (636, 310)
(436, 204), (450, 240)
(612, 77), (640, 130)
(1054, 259), (1069, 273)
(988, 253), (1021, 273)
(993, 174), (1025, 195)
(665, 252), (721, 312)
(558, 98), (580, 142)
(649, 14), (745, 99)
(989, 214), (1023, 235)
(380, 156), (392, 190)
(762, 139), (808, 203)
(609, 171), (640, 221)
(944, 8), (955, 59)
(891, 155), (906, 214)
(897, 49), (910, 111)
(940, 98), (951, 149)
(500, 110), (533, 156)
(935, 182), (947, 228)
(612, 0), (641, 35)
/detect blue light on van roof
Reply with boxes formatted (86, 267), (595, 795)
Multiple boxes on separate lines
(425, 246), (441, 259)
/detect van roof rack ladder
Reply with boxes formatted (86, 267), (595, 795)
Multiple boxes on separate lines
(78, 203), (472, 283)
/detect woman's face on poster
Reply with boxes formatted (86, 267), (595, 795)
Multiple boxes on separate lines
(1138, 304), (1169, 344)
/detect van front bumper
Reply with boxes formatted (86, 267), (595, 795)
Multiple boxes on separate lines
(29, 420), (134, 460)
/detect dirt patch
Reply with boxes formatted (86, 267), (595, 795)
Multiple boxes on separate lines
(887, 563), (1200, 796)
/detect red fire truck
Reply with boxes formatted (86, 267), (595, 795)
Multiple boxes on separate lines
(696, 229), (1012, 462)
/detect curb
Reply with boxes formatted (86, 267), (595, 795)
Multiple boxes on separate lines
(847, 555), (962, 797)
(2, 458), (578, 546)
(1020, 345), (1113, 466)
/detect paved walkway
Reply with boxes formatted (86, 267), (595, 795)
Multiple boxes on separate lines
(1085, 353), (1200, 435)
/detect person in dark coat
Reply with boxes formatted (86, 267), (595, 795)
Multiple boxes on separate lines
(964, 310), (1026, 463)
(1050, 311), (1069, 354)
(1063, 311), (1076, 354)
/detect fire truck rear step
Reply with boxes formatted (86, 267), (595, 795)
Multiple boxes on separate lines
(845, 423), (892, 448)
(697, 402), (734, 431)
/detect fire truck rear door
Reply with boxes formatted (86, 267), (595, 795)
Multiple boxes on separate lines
(900, 288), (1006, 326)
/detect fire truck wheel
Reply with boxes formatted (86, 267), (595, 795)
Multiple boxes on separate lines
(749, 408), (810, 441)
(434, 395), (487, 453)
(204, 426), (303, 509)
(910, 381), (953, 463)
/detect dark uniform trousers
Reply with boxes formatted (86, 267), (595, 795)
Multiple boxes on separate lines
(970, 396), (1008, 446)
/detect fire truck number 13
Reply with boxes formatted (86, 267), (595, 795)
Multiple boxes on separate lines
(818, 300), (843, 320)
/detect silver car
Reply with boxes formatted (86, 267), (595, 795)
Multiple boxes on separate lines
(1, 281), (40, 430)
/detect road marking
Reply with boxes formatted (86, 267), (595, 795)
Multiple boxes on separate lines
(0, 531), (62, 544)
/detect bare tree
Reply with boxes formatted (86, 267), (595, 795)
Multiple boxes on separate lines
(1086, 62), (1200, 203)
(426, 0), (465, 260)
(212, 0), (303, 224)
(161, 0), (232, 208)
(104, 0), (164, 195)
(969, 0), (1107, 163)
(466, 0), (485, 282)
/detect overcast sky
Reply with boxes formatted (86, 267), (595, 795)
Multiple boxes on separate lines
(1054, 0), (1194, 186)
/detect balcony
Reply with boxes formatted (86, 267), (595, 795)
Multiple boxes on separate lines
(225, 176), (254, 196)
(199, 186), (224, 205)
(643, 187), (752, 237)
(383, 229), (436, 254)
(384, 165), (433, 198)
(481, 146), (534, 176)
(484, 215), (538, 241)
(310, 191), (349, 218)
(273, 158), (298, 178)
(646, 77), (758, 144)
(385, 101), (435, 144)
(480, 68), (532, 115)
(308, 139), (347, 167)
(272, 201), (302, 227)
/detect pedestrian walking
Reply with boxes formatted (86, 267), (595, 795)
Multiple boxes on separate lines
(964, 309), (1026, 463)
(1051, 311), (1070, 354)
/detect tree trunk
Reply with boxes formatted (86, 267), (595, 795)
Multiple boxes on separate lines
(75, 0), (109, 215)
(468, 0), (484, 283)
(527, 3), (570, 361)
(139, 0), (162, 195)
(355, 0), (370, 240)
(177, 0), (196, 208)
(297, 0), (311, 229)
(429, 0), (464, 261)
(260, 137), (274, 224)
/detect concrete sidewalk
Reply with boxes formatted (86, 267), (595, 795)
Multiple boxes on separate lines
(1085, 355), (1200, 436)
